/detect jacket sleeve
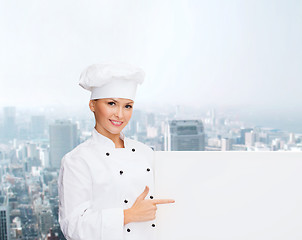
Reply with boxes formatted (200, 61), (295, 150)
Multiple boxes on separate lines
(58, 154), (124, 240)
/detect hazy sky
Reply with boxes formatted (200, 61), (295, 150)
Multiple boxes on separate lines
(0, 0), (301, 111)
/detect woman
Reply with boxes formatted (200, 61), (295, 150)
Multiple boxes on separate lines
(58, 63), (175, 240)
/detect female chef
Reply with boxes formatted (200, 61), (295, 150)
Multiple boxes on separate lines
(58, 63), (175, 240)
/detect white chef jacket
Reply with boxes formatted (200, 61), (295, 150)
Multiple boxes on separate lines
(58, 127), (156, 240)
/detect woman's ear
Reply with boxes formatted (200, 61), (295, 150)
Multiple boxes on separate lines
(89, 100), (95, 112)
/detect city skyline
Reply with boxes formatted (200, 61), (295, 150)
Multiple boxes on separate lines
(1, 101), (301, 134)
(0, 103), (301, 239)
(1, 105), (301, 149)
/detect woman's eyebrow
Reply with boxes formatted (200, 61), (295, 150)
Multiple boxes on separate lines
(109, 98), (133, 104)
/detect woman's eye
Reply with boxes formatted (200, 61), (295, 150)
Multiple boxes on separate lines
(126, 105), (133, 109)
(108, 102), (115, 106)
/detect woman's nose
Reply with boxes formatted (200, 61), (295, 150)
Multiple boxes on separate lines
(114, 107), (124, 118)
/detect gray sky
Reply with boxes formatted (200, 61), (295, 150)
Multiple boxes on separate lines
(0, 0), (301, 111)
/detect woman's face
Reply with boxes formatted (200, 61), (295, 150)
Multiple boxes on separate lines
(89, 98), (134, 135)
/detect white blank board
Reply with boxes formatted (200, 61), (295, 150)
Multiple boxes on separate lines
(154, 152), (302, 240)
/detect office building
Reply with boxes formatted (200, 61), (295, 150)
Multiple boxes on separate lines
(0, 194), (10, 240)
(240, 128), (253, 144)
(49, 120), (78, 169)
(1, 106), (17, 143)
(221, 138), (233, 151)
(166, 120), (205, 151)
(39, 208), (53, 236)
(245, 131), (256, 147)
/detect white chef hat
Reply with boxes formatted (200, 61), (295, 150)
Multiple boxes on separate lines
(79, 63), (145, 101)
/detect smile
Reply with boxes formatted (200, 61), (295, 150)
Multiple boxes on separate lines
(110, 119), (123, 126)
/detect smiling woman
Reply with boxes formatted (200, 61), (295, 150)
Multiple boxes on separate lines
(57, 63), (175, 240)
(89, 98), (134, 148)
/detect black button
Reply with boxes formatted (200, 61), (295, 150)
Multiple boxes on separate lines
(120, 170), (123, 175)
(147, 168), (150, 172)
(150, 195), (153, 199)
(152, 224), (155, 227)
(106, 152), (110, 156)
(132, 148), (135, 152)
(124, 199), (128, 203)
(127, 228), (131, 232)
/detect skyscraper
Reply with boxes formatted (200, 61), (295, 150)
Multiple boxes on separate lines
(0, 194), (10, 240)
(221, 138), (233, 151)
(288, 132), (296, 144)
(39, 208), (53, 236)
(245, 131), (256, 147)
(1, 106), (17, 143)
(166, 120), (205, 151)
(240, 128), (253, 144)
(49, 120), (78, 169)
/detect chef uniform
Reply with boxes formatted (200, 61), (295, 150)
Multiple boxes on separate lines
(58, 63), (156, 240)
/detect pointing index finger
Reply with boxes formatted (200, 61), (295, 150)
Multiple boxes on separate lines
(152, 199), (175, 205)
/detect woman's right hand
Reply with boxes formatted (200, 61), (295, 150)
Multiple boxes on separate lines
(123, 186), (175, 225)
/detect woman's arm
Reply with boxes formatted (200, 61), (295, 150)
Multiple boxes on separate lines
(58, 154), (124, 240)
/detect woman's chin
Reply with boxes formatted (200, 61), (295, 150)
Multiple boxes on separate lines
(107, 126), (123, 135)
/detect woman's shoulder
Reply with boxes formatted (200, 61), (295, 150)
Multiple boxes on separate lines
(61, 137), (94, 163)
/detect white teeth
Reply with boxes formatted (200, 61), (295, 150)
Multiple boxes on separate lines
(111, 120), (122, 125)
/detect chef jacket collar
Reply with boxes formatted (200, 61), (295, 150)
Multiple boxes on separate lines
(91, 127), (127, 149)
